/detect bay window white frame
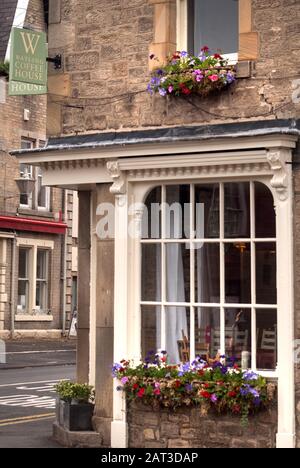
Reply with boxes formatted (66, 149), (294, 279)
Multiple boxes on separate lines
(16, 132), (298, 448)
(140, 181), (277, 376)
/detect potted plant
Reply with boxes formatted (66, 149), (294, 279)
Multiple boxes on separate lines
(147, 47), (236, 98)
(55, 381), (95, 431)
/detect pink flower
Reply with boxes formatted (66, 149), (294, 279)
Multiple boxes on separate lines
(121, 376), (128, 384)
(154, 388), (161, 395)
(154, 382), (160, 388)
(168, 85), (174, 93)
(195, 74), (203, 82)
(208, 74), (219, 82)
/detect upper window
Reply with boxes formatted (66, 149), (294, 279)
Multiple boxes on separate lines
(178, 0), (239, 59)
(19, 138), (50, 211)
(141, 182), (277, 373)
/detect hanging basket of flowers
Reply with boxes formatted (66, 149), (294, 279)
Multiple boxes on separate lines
(147, 47), (236, 98)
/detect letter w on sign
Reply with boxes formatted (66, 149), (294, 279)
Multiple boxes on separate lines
(20, 32), (40, 55)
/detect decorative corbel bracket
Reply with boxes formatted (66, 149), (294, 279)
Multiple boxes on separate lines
(267, 148), (292, 201)
(106, 161), (126, 195)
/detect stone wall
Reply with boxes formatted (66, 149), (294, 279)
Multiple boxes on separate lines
(47, 0), (300, 137)
(128, 402), (277, 448)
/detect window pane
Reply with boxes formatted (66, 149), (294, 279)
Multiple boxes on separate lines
(36, 281), (47, 311)
(141, 305), (159, 360)
(17, 280), (28, 312)
(195, 184), (219, 238)
(165, 306), (190, 364)
(225, 243), (251, 303)
(255, 182), (275, 238)
(195, 243), (220, 303)
(190, 0), (239, 55)
(19, 164), (33, 206)
(224, 182), (250, 238)
(37, 250), (48, 279)
(166, 244), (190, 302)
(141, 244), (161, 302)
(18, 248), (28, 279)
(195, 307), (220, 359)
(38, 178), (45, 207)
(256, 243), (276, 304)
(225, 308), (252, 367)
(165, 185), (190, 239)
(142, 187), (161, 239)
(256, 309), (277, 371)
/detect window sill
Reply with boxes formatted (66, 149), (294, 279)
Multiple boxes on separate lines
(15, 314), (53, 322)
(18, 208), (54, 219)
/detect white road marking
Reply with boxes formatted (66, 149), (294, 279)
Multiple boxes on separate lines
(0, 379), (63, 389)
(0, 394), (55, 409)
(0, 349), (75, 356)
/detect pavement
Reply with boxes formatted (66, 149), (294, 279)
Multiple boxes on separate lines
(0, 339), (76, 448)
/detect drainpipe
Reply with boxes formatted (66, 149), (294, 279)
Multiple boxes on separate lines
(10, 234), (17, 337)
(61, 189), (68, 336)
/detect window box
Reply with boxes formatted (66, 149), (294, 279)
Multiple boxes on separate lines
(148, 48), (236, 98)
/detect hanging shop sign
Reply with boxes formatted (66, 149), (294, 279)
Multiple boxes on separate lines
(9, 27), (47, 95)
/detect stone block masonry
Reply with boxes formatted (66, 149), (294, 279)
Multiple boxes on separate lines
(128, 402), (277, 449)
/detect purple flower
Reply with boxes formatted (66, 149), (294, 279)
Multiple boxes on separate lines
(243, 371), (259, 381)
(112, 363), (122, 377)
(121, 376), (128, 384)
(156, 69), (164, 76)
(226, 71), (235, 83)
(249, 388), (260, 398)
(147, 83), (153, 95)
(253, 397), (261, 406)
(180, 51), (188, 57)
(168, 85), (174, 93)
(195, 74), (203, 82)
(211, 393), (218, 403)
(185, 384), (193, 392)
(240, 384), (250, 396)
(198, 52), (206, 62)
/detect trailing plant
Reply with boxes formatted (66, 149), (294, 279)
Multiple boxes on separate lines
(0, 61), (9, 77)
(112, 351), (275, 426)
(147, 47), (236, 98)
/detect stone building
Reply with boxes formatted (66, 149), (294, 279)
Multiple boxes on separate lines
(15, 0), (300, 448)
(0, 0), (78, 339)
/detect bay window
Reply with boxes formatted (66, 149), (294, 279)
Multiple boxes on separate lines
(141, 181), (277, 371)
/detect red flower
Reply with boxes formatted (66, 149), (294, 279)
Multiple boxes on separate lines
(137, 388), (145, 398)
(232, 404), (241, 414)
(179, 83), (191, 95)
(174, 380), (181, 388)
(228, 391), (237, 398)
(201, 46), (209, 52)
(133, 383), (139, 390)
(213, 53), (223, 59)
(204, 383), (210, 389)
(200, 391), (211, 399)
(172, 52), (181, 60)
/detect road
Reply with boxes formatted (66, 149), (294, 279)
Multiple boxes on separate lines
(0, 341), (76, 448)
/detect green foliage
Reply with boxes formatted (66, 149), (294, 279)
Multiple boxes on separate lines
(147, 47), (236, 98)
(55, 381), (95, 404)
(112, 353), (276, 425)
(0, 62), (9, 76)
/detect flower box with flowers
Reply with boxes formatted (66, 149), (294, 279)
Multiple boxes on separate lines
(147, 47), (236, 98)
(112, 351), (276, 426)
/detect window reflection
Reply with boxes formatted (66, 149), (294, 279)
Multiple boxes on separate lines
(195, 308), (220, 360)
(225, 309), (252, 368)
(224, 182), (250, 238)
(256, 309), (277, 370)
(225, 243), (251, 303)
(195, 243), (220, 303)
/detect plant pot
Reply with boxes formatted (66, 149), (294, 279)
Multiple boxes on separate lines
(56, 398), (94, 431)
